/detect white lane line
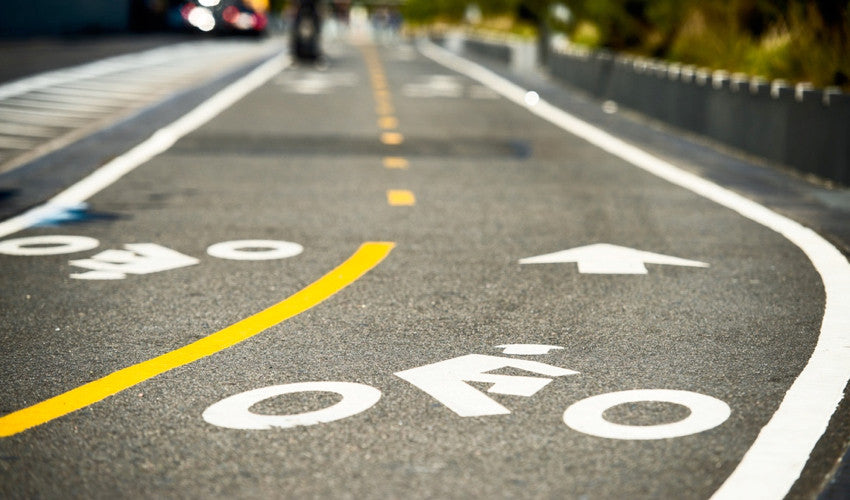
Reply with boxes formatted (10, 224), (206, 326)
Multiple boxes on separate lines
(419, 38), (850, 499)
(0, 53), (289, 239)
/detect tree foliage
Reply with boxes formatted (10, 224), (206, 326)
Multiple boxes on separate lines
(403, 0), (849, 87)
(561, 0), (849, 86)
(402, 0), (529, 22)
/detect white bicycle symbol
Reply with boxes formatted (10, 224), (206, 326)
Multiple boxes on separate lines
(203, 344), (730, 441)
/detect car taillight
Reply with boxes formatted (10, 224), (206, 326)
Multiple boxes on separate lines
(222, 6), (239, 24)
(253, 12), (268, 31)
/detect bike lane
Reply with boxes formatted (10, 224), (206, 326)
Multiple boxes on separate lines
(0, 37), (843, 499)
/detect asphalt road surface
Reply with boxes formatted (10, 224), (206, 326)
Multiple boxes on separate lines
(1, 31), (849, 499)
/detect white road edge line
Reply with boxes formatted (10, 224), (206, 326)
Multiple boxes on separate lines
(0, 53), (289, 239)
(418, 38), (850, 499)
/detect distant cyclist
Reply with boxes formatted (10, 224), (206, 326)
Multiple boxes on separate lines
(291, 0), (322, 63)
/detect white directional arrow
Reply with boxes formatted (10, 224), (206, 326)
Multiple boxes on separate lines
(519, 244), (709, 274)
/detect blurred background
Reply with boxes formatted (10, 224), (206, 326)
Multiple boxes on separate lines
(0, 0), (274, 38)
(404, 0), (849, 90)
(0, 1), (848, 88)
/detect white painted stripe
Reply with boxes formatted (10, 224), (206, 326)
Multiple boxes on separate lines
(91, 76), (178, 88)
(56, 81), (156, 95)
(419, 38), (850, 499)
(39, 86), (152, 100)
(12, 92), (124, 108)
(96, 72), (197, 84)
(135, 69), (208, 79)
(0, 53), (288, 239)
(0, 109), (89, 126)
(4, 98), (117, 113)
(0, 136), (38, 149)
(0, 123), (61, 138)
(0, 41), (245, 100)
(0, 106), (95, 120)
(0, 47), (176, 100)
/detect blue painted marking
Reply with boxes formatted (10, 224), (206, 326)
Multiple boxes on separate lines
(32, 203), (120, 227)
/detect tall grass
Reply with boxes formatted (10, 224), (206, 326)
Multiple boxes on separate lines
(666, 3), (848, 88)
(570, 1), (850, 89)
(401, 0), (848, 89)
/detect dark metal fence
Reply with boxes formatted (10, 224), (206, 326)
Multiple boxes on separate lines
(457, 36), (850, 186)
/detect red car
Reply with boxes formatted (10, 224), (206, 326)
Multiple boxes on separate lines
(178, 0), (268, 36)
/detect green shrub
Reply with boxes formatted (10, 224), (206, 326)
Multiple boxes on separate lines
(404, 0), (849, 88)
(565, 0), (850, 89)
(572, 20), (602, 47)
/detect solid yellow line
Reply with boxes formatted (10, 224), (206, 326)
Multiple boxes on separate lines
(387, 190), (415, 206)
(0, 242), (396, 438)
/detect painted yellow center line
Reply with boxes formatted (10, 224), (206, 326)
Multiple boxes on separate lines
(359, 43), (415, 206)
(0, 242), (396, 438)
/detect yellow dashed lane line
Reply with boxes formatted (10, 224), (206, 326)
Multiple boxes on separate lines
(383, 157), (409, 169)
(359, 43), (415, 205)
(381, 131), (404, 145)
(378, 116), (399, 130)
(387, 189), (416, 206)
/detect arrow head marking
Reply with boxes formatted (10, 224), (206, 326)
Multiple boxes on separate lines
(519, 244), (709, 274)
